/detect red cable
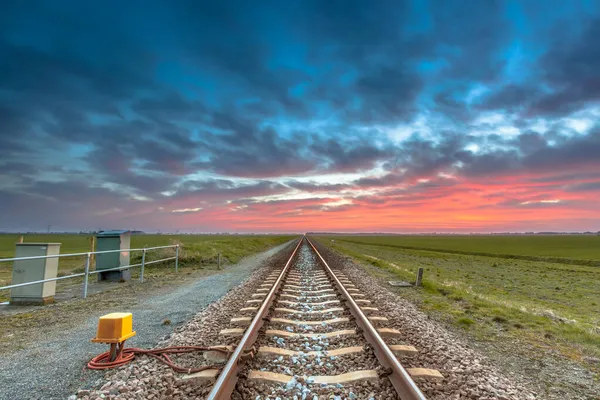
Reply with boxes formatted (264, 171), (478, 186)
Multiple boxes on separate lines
(88, 342), (228, 372)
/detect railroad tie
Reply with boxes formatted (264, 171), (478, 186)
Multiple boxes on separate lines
(279, 293), (337, 300)
(178, 369), (220, 386)
(277, 299), (340, 306)
(230, 317), (252, 326)
(361, 306), (379, 312)
(265, 329), (355, 338)
(219, 328), (245, 337)
(257, 346), (364, 358)
(284, 284), (332, 290)
(247, 363), (442, 384)
(269, 317), (350, 326)
(376, 328), (402, 337)
(368, 316), (388, 322)
(206, 344), (417, 359)
(389, 344), (419, 356)
(203, 346), (234, 362)
(248, 370), (379, 385)
(407, 368), (445, 381)
(282, 288), (334, 294)
(286, 279), (330, 285)
(273, 307), (345, 314)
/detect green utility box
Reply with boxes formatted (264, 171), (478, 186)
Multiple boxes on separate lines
(11, 243), (61, 305)
(96, 230), (131, 282)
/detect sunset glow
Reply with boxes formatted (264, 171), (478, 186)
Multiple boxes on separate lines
(1, 1), (600, 233)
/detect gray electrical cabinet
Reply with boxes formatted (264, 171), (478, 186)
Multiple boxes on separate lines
(10, 243), (61, 305)
(96, 230), (131, 282)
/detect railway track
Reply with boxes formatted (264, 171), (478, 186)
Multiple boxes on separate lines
(200, 236), (442, 399)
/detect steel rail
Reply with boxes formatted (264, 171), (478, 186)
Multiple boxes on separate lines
(206, 236), (304, 400)
(306, 237), (427, 400)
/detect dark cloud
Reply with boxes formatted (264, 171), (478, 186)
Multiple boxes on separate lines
(354, 173), (406, 188)
(477, 85), (543, 113)
(170, 179), (291, 203)
(197, 128), (316, 178)
(530, 20), (600, 116)
(310, 138), (393, 173)
(0, 162), (38, 176)
(285, 181), (353, 193)
(0, 181), (143, 231)
(1, 0), (599, 231)
(565, 182), (600, 193)
(386, 132), (472, 178)
(523, 129), (600, 170)
(477, 17), (600, 118)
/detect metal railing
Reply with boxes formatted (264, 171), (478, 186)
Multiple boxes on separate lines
(0, 244), (180, 300)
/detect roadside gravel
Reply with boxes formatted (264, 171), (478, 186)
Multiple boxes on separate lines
(0, 240), (295, 400)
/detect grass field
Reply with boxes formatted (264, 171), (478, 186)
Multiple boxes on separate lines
(316, 235), (600, 368)
(323, 235), (600, 266)
(0, 233), (296, 299)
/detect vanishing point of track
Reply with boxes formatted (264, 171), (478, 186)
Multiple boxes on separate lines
(205, 236), (442, 399)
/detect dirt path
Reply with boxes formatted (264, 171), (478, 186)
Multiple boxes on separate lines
(0, 240), (294, 400)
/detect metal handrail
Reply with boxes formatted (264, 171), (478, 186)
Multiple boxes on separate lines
(0, 245), (180, 299)
(0, 245), (177, 263)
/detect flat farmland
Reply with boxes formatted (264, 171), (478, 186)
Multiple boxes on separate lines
(316, 235), (600, 368)
(323, 234), (600, 265)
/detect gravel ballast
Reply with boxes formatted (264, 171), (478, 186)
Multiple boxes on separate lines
(0, 240), (295, 400)
(234, 243), (397, 400)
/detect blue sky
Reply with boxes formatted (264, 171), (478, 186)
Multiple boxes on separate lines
(1, 0), (600, 232)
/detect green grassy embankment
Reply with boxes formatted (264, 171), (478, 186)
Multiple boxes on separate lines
(315, 235), (600, 367)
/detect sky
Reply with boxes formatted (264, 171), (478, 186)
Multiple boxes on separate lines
(1, 0), (600, 233)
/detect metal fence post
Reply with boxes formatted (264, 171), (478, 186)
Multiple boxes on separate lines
(140, 248), (147, 283)
(415, 267), (424, 286)
(83, 252), (91, 298)
(175, 245), (179, 273)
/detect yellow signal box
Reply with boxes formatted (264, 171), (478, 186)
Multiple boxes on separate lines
(92, 312), (136, 344)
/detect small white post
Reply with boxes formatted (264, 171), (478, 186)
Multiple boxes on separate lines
(175, 245), (179, 273)
(140, 248), (147, 283)
(83, 253), (91, 298)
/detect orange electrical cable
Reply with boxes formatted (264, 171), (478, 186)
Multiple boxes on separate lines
(88, 342), (229, 372)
